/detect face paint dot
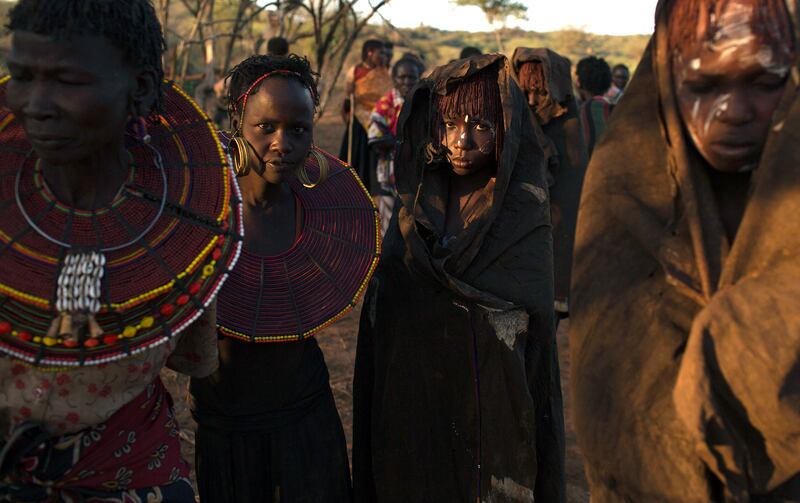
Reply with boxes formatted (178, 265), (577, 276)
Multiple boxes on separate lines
(690, 58), (701, 70)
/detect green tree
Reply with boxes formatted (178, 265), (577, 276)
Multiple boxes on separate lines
(452, 0), (527, 52)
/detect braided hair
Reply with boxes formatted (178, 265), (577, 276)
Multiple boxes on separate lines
(430, 65), (505, 165)
(7, 0), (165, 113)
(226, 54), (319, 124)
(517, 60), (548, 95)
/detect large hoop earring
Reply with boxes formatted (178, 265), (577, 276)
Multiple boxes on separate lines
(228, 135), (252, 177)
(298, 146), (330, 188)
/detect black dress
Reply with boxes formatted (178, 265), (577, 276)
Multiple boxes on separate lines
(190, 336), (351, 502)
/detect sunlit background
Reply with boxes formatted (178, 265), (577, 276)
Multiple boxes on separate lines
(370, 0), (659, 35)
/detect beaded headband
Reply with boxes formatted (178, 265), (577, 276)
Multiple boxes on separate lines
(233, 70), (307, 130)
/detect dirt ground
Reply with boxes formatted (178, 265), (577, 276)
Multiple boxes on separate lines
(162, 119), (590, 502)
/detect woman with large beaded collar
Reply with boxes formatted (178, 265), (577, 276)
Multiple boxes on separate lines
(0, 1), (242, 501)
(189, 54), (379, 502)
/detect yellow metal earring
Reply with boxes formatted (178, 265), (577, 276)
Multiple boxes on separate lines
(228, 135), (253, 177)
(298, 146), (330, 188)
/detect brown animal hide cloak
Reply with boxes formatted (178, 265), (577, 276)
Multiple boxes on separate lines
(353, 54), (565, 503)
(570, 1), (800, 501)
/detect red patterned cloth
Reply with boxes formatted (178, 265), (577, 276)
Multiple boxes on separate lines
(0, 377), (193, 502)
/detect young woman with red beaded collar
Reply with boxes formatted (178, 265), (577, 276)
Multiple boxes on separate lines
(189, 54), (380, 502)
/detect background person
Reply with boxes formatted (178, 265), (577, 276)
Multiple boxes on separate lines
(367, 55), (423, 236)
(575, 55), (614, 154)
(339, 39), (391, 188)
(512, 47), (589, 319)
(267, 35), (289, 56)
(605, 63), (630, 103)
(460, 45), (482, 59)
(382, 40), (394, 68)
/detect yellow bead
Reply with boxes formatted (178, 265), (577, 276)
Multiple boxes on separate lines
(43, 337), (57, 347)
(123, 326), (137, 338)
(33, 336), (42, 343)
(202, 264), (215, 278)
(140, 317), (155, 329)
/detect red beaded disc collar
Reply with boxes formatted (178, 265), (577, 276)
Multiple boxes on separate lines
(216, 149), (380, 342)
(0, 78), (244, 367)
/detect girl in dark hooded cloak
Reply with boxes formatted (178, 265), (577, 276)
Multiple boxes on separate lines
(353, 54), (565, 503)
(570, 0), (800, 500)
(512, 48), (588, 317)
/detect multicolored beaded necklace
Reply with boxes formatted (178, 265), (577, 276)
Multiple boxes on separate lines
(0, 79), (244, 367)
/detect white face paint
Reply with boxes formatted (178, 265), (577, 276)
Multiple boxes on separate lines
(703, 93), (732, 138)
(703, 0), (790, 77)
(671, 0), (793, 173)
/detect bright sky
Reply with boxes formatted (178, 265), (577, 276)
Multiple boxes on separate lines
(367, 0), (659, 35)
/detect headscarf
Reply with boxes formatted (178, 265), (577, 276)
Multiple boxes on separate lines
(394, 54), (554, 315)
(570, 0), (800, 499)
(511, 48), (575, 125)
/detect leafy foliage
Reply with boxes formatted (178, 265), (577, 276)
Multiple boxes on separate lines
(452, 0), (527, 24)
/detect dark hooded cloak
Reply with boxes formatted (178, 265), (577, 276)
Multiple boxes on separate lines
(512, 48), (588, 313)
(570, 1), (800, 501)
(352, 54), (565, 503)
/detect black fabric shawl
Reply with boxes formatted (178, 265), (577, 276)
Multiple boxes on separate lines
(570, 1), (800, 501)
(512, 48), (588, 312)
(352, 54), (564, 503)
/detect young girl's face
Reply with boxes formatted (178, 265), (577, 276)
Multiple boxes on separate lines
(440, 113), (497, 176)
(238, 77), (314, 185)
(673, 0), (793, 173)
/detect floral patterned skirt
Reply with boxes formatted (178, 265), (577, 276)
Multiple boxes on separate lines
(0, 377), (194, 502)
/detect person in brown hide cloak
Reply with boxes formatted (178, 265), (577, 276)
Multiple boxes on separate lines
(570, 0), (800, 500)
(512, 48), (588, 316)
(352, 54), (565, 503)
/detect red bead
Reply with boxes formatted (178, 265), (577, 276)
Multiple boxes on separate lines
(103, 335), (118, 345)
(84, 338), (99, 348)
(176, 294), (190, 306)
(63, 339), (79, 348)
(16, 331), (32, 342)
(189, 282), (202, 295)
(212, 247), (222, 260)
(160, 303), (175, 317)
(0, 321), (11, 335)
